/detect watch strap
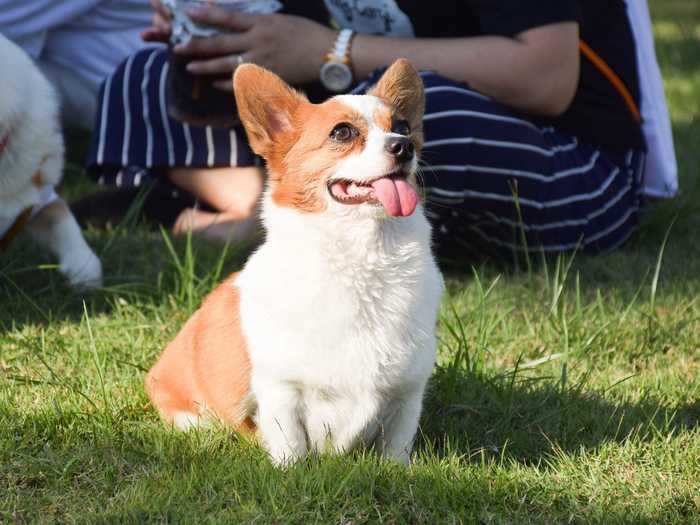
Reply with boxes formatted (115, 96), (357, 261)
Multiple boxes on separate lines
(327, 28), (354, 65)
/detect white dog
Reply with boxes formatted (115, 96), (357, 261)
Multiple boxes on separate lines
(0, 33), (102, 288)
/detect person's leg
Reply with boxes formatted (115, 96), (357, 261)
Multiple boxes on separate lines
(83, 47), (262, 242)
(168, 166), (264, 242)
(168, 166), (263, 219)
(357, 72), (644, 257)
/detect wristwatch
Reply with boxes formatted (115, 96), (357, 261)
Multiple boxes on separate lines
(320, 29), (355, 93)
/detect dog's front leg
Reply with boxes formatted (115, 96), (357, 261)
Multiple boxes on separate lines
(25, 198), (102, 289)
(376, 386), (426, 464)
(254, 381), (307, 467)
(304, 394), (381, 455)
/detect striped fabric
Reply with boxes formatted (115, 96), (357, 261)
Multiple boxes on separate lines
(88, 48), (255, 173)
(413, 73), (644, 255)
(86, 47), (644, 255)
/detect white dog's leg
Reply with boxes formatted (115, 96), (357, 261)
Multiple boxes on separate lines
(25, 198), (103, 289)
(304, 394), (380, 455)
(377, 387), (426, 464)
(254, 382), (308, 466)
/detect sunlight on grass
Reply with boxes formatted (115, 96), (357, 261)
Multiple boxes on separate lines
(653, 21), (700, 42)
(664, 74), (700, 122)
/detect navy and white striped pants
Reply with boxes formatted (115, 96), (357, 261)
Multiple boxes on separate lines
(86, 48), (644, 255)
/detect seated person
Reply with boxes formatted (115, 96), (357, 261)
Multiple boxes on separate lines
(0, 0), (152, 129)
(81, 0), (660, 256)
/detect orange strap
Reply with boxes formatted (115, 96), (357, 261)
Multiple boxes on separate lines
(579, 40), (641, 123)
(0, 207), (32, 252)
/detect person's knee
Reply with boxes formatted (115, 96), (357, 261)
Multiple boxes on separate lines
(168, 166), (264, 217)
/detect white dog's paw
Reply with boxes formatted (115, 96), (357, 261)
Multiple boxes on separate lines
(268, 449), (300, 468)
(61, 249), (103, 289)
(264, 439), (305, 468)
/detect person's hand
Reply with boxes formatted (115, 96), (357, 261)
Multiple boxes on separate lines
(142, 0), (172, 43)
(174, 6), (336, 90)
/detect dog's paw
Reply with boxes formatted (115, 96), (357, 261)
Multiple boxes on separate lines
(61, 249), (103, 290)
(269, 450), (300, 469)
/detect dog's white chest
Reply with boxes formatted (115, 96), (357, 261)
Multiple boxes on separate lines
(236, 209), (442, 456)
(240, 225), (438, 380)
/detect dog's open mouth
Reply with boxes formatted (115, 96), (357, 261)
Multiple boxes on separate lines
(328, 171), (418, 217)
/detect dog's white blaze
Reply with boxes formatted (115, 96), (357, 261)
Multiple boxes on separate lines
(330, 95), (419, 189)
(332, 95), (393, 182)
(335, 94), (380, 124)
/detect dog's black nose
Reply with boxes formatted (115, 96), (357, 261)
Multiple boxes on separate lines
(385, 137), (414, 163)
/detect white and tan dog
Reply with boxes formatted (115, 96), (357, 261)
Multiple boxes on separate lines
(0, 34), (102, 288)
(146, 60), (442, 465)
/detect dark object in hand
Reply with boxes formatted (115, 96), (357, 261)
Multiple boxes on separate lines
(166, 48), (239, 128)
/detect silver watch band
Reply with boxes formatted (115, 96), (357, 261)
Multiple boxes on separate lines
(330, 29), (354, 62)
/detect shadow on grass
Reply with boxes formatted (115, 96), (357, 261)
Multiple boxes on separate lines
(0, 230), (251, 333)
(2, 401), (697, 523)
(420, 363), (700, 464)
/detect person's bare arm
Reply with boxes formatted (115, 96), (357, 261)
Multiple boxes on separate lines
(164, 5), (580, 117)
(350, 23), (580, 117)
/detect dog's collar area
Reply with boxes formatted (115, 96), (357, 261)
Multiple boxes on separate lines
(0, 129), (31, 250)
(0, 206), (33, 252)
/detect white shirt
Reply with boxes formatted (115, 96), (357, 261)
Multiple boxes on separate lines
(324, 0), (414, 36)
(0, 0), (152, 91)
(626, 0), (678, 198)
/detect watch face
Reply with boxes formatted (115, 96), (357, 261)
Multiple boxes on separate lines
(320, 62), (353, 93)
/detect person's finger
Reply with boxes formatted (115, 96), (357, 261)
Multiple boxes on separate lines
(213, 79), (234, 92)
(150, 0), (172, 36)
(150, 0), (171, 19)
(141, 27), (170, 43)
(148, 18), (171, 37)
(174, 33), (249, 56)
(187, 54), (245, 75)
(186, 5), (258, 32)
(153, 12), (171, 31)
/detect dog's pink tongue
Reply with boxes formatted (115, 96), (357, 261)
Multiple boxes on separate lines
(371, 177), (418, 217)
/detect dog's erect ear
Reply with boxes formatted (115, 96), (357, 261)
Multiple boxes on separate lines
(233, 64), (307, 157)
(368, 59), (425, 134)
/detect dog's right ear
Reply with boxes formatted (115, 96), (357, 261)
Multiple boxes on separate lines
(233, 65), (307, 158)
(368, 59), (425, 138)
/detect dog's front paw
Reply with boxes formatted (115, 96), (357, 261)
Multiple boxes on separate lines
(264, 437), (306, 468)
(268, 447), (301, 468)
(61, 249), (103, 289)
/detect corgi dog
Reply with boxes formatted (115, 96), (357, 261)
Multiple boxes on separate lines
(146, 59), (443, 465)
(0, 34), (102, 288)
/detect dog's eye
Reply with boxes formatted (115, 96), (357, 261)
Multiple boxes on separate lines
(391, 119), (411, 136)
(330, 123), (357, 142)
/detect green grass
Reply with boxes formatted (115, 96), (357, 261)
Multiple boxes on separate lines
(2, 2), (700, 523)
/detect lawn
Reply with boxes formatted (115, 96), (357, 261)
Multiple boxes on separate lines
(2, 1), (699, 523)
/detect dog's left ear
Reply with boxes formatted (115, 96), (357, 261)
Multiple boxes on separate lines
(368, 59), (425, 135)
(233, 64), (307, 158)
